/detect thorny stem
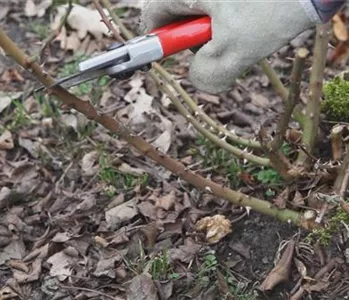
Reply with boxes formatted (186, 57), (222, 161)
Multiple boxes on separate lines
(271, 48), (309, 151)
(93, 0), (124, 43)
(151, 70), (270, 166)
(154, 65), (262, 149)
(297, 23), (331, 168)
(0, 27), (304, 226)
(259, 58), (305, 126)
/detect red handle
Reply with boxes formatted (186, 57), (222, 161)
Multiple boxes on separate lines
(150, 16), (212, 57)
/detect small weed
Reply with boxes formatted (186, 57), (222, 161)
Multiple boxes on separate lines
(254, 167), (282, 185)
(306, 206), (349, 246)
(6, 99), (32, 131)
(29, 22), (50, 40)
(98, 153), (149, 194)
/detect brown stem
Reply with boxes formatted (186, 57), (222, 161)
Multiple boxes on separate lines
(271, 48), (309, 151)
(297, 23), (331, 168)
(0, 27), (304, 226)
(92, 0), (124, 43)
(334, 143), (349, 197)
(258, 58), (305, 126)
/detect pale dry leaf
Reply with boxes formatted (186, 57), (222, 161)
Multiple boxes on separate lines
(18, 137), (41, 158)
(118, 163), (145, 176)
(65, 32), (81, 52)
(155, 190), (176, 211)
(0, 6), (9, 21)
(105, 198), (138, 229)
(294, 258), (307, 279)
(52, 4), (116, 40)
(47, 247), (79, 281)
(333, 14), (348, 42)
(0, 92), (22, 113)
(93, 255), (122, 278)
(60, 114), (78, 131)
(152, 130), (172, 154)
(126, 274), (159, 300)
(36, 0), (52, 18)
(168, 238), (201, 263)
(12, 259), (42, 283)
(24, 0), (36, 17)
(0, 238), (26, 265)
(75, 195), (96, 212)
(195, 215), (232, 244)
(52, 232), (71, 243)
(81, 151), (99, 176)
(0, 130), (14, 150)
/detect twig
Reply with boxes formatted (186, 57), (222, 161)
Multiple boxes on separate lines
(59, 284), (116, 300)
(271, 48), (309, 151)
(334, 143), (349, 197)
(0, 27), (305, 226)
(34, 0), (73, 62)
(297, 23), (331, 167)
(151, 70), (270, 166)
(92, 0), (124, 43)
(259, 58), (305, 126)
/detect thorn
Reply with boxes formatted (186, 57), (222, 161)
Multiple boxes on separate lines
(220, 135), (227, 142)
(245, 206), (251, 215)
(205, 186), (213, 193)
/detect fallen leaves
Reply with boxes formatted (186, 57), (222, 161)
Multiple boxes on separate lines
(25, 0), (52, 18)
(105, 198), (139, 229)
(126, 274), (159, 300)
(0, 130), (14, 150)
(195, 214), (232, 244)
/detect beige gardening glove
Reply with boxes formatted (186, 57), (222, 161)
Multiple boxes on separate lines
(140, 0), (322, 94)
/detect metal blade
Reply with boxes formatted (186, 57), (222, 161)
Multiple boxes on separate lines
(34, 67), (110, 93)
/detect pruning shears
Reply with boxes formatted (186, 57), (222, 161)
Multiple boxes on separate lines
(40, 16), (212, 90)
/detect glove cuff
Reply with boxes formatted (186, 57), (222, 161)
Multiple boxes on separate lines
(299, 0), (346, 24)
(298, 0), (322, 24)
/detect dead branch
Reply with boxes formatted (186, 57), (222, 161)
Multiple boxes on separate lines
(0, 26), (304, 226)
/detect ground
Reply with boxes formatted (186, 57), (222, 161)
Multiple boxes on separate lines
(1, 1), (349, 300)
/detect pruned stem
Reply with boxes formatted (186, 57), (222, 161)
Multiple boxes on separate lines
(271, 48), (309, 151)
(259, 58), (305, 126)
(0, 26), (303, 226)
(297, 23), (331, 167)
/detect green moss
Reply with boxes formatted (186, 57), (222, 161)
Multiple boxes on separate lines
(306, 206), (349, 246)
(322, 76), (349, 122)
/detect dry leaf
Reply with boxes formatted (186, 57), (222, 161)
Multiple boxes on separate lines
(93, 254), (122, 278)
(274, 187), (290, 209)
(259, 240), (295, 291)
(81, 151), (99, 176)
(47, 246), (80, 281)
(105, 198), (139, 229)
(65, 32), (81, 52)
(0, 130), (14, 150)
(155, 191), (176, 211)
(24, 0), (36, 17)
(333, 14), (348, 42)
(0, 238), (26, 265)
(195, 215), (232, 244)
(18, 137), (41, 158)
(1, 68), (24, 84)
(118, 163), (145, 176)
(12, 259), (42, 283)
(168, 238), (201, 263)
(0, 92), (22, 113)
(126, 274), (159, 300)
(36, 0), (53, 18)
(52, 4), (115, 40)
(292, 191), (305, 206)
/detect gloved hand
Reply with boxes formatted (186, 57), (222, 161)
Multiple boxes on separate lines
(140, 0), (321, 94)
